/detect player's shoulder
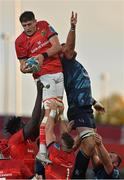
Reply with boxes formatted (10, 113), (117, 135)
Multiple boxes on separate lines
(37, 20), (49, 28)
(15, 32), (27, 44)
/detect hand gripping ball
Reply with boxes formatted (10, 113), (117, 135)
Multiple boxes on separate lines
(26, 57), (40, 73)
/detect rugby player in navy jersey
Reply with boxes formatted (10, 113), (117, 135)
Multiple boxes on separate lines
(60, 12), (105, 179)
(92, 133), (121, 179)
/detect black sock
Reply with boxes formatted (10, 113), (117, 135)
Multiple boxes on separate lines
(35, 159), (45, 179)
(71, 150), (90, 179)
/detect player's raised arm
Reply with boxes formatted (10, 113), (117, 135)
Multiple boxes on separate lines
(62, 11), (77, 60)
(23, 81), (44, 140)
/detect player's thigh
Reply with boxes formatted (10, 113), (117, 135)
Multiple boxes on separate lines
(38, 74), (57, 101)
(54, 72), (64, 98)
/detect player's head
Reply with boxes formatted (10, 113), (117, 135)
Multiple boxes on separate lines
(61, 132), (74, 151)
(19, 11), (37, 36)
(61, 43), (77, 59)
(4, 116), (25, 135)
(109, 152), (122, 167)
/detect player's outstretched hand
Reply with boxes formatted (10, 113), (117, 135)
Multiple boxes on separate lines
(71, 11), (77, 29)
(47, 100), (58, 110)
(20, 60), (34, 73)
(95, 133), (102, 146)
(35, 54), (44, 66)
(94, 102), (105, 113)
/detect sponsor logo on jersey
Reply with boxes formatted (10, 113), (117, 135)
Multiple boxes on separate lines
(41, 30), (46, 37)
(27, 149), (34, 153)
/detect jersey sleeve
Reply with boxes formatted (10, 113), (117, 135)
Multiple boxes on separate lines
(15, 36), (28, 59)
(38, 21), (58, 40)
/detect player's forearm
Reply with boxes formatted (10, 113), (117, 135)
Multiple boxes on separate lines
(66, 28), (75, 52)
(46, 43), (62, 57)
(38, 43), (61, 65)
(23, 89), (43, 140)
(60, 121), (68, 133)
(97, 144), (112, 166)
(73, 135), (81, 150)
(44, 35), (62, 58)
(45, 111), (56, 139)
(97, 144), (114, 174)
(45, 114), (56, 145)
(91, 148), (101, 168)
(31, 91), (43, 124)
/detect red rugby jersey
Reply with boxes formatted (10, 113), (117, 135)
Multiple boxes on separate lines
(0, 159), (33, 179)
(0, 139), (10, 158)
(45, 142), (75, 179)
(15, 21), (63, 78)
(8, 129), (38, 173)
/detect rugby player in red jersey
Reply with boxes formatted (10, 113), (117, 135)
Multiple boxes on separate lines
(0, 151), (33, 179)
(2, 81), (44, 174)
(15, 11), (64, 163)
(44, 100), (77, 179)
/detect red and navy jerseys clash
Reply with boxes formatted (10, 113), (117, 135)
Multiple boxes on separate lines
(15, 21), (63, 78)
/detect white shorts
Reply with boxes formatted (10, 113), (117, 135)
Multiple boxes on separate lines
(35, 72), (64, 101)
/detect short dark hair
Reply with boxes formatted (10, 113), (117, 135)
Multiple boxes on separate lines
(19, 11), (35, 23)
(4, 116), (24, 135)
(61, 132), (74, 149)
(111, 152), (122, 167)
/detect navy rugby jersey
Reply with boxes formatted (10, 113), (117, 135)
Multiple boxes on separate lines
(93, 165), (120, 179)
(61, 57), (94, 109)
